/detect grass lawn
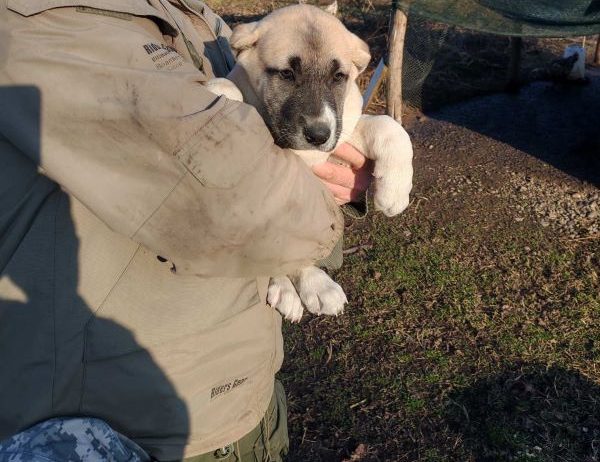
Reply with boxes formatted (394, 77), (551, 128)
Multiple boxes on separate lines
(215, 2), (600, 460)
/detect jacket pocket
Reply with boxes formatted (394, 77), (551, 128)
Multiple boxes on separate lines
(175, 99), (272, 189)
(83, 246), (261, 361)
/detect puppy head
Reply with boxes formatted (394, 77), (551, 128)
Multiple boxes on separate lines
(230, 5), (370, 151)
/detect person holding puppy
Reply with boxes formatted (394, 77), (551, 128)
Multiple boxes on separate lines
(0, 1), (405, 461)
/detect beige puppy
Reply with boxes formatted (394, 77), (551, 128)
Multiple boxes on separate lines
(207, 4), (413, 322)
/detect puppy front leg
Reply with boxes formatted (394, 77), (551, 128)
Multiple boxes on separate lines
(289, 266), (347, 317)
(349, 115), (413, 217)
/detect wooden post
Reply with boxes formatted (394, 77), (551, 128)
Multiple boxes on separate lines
(386, 1), (408, 123)
(507, 36), (522, 91)
(594, 35), (600, 65)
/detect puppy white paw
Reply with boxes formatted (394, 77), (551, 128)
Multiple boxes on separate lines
(374, 172), (412, 217)
(205, 78), (244, 102)
(291, 267), (348, 317)
(363, 115), (414, 217)
(267, 276), (304, 323)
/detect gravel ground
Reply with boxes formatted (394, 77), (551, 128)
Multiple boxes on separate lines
(427, 78), (600, 241)
(508, 174), (599, 239)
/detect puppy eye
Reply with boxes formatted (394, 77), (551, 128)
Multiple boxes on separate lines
(278, 69), (295, 81)
(333, 72), (347, 82)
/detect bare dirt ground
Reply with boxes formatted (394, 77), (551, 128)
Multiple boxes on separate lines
(215, 2), (600, 461)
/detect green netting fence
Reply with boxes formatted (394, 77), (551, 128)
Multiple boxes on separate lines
(396, 0), (600, 110)
(399, 0), (600, 37)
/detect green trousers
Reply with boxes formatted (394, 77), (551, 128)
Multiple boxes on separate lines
(181, 381), (289, 462)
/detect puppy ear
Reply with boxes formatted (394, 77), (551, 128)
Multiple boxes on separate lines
(297, 0), (338, 16)
(351, 35), (371, 74)
(323, 1), (338, 15)
(229, 22), (261, 54)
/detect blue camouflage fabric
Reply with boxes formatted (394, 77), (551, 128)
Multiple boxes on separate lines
(0, 418), (151, 462)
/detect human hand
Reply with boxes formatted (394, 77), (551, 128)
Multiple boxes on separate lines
(312, 143), (373, 205)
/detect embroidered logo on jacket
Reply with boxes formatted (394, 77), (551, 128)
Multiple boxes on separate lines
(210, 377), (248, 400)
(143, 43), (185, 71)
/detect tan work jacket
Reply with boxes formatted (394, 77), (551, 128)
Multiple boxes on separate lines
(0, 1), (343, 459)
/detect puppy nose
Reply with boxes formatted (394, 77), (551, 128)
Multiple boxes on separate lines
(303, 123), (331, 146)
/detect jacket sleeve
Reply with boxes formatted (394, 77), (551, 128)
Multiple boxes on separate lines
(1, 7), (343, 277)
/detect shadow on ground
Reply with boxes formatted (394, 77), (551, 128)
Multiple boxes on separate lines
(430, 77), (600, 188)
(446, 365), (600, 462)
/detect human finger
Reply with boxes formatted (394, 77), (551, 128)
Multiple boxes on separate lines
(321, 181), (353, 204)
(332, 142), (368, 169)
(312, 162), (359, 190)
